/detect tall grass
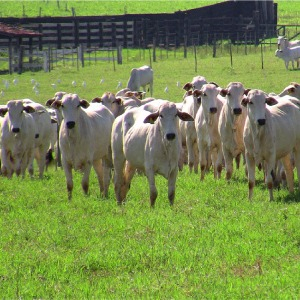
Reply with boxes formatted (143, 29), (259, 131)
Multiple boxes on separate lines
(0, 44), (299, 298)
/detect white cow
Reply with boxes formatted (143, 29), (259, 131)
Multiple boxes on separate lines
(112, 101), (193, 207)
(194, 83), (225, 180)
(278, 82), (300, 99)
(127, 65), (153, 96)
(277, 36), (300, 50)
(0, 100), (36, 178)
(275, 47), (300, 70)
(51, 93), (115, 200)
(25, 101), (53, 178)
(242, 89), (300, 201)
(218, 82), (248, 180)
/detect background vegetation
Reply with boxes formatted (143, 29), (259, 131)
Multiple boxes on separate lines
(0, 1), (299, 299)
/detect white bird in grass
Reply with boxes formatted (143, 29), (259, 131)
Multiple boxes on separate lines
(72, 80), (77, 87)
(100, 78), (104, 84)
(176, 81), (181, 88)
(30, 79), (35, 85)
(82, 81), (87, 88)
(0, 90), (4, 97)
(116, 81), (122, 89)
(13, 78), (18, 85)
(164, 86), (169, 93)
(51, 83), (57, 89)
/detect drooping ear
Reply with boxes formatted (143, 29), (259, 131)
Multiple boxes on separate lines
(112, 97), (123, 105)
(265, 97), (278, 106)
(45, 98), (55, 107)
(208, 81), (219, 87)
(241, 96), (248, 107)
(244, 88), (251, 96)
(51, 117), (58, 124)
(0, 106), (8, 117)
(177, 110), (194, 122)
(287, 87), (295, 94)
(291, 82), (299, 88)
(183, 82), (192, 91)
(23, 105), (36, 113)
(219, 88), (228, 97)
(125, 91), (135, 97)
(80, 99), (90, 108)
(91, 97), (102, 103)
(144, 111), (159, 124)
(136, 91), (145, 99)
(51, 100), (62, 109)
(193, 89), (202, 97)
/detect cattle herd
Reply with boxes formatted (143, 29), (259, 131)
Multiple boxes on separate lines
(1, 55), (300, 207)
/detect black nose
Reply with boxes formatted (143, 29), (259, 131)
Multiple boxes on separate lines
(35, 134), (39, 139)
(233, 108), (242, 115)
(12, 128), (20, 133)
(210, 107), (217, 114)
(166, 133), (176, 140)
(257, 119), (266, 126)
(66, 121), (75, 129)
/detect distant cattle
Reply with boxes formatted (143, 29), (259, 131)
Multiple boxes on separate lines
(127, 65), (153, 96)
(51, 93), (115, 200)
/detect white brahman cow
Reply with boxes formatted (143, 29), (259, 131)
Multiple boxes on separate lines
(194, 83), (225, 180)
(112, 101), (193, 207)
(0, 100), (36, 178)
(278, 82), (300, 99)
(218, 82), (249, 180)
(242, 89), (300, 201)
(127, 65), (153, 96)
(51, 93), (115, 200)
(275, 47), (300, 70)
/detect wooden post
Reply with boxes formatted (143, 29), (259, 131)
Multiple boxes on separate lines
(117, 43), (122, 64)
(149, 48), (152, 68)
(260, 43), (264, 69)
(17, 45), (23, 74)
(229, 42), (233, 68)
(184, 35), (187, 58)
(193, 44), (197, 73)
(112, 49), (116, 71)
(8, 38), (13, 74)
(153, 37), (156, 62)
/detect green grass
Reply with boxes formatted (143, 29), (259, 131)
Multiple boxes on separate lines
(0, 45), (299, 298)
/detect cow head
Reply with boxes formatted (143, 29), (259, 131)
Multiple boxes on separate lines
(144, 102), (193, 142)
(241, 89), (278, 126)
(51, 93), (89, 129)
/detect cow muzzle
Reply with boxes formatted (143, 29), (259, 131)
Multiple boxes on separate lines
(233, 108), (242, 115)
(210, 107), (217, 114)
(257, 119), (266, 126)
(66, 121), (75, 129)
(166, 133), (176, 141)
(12, 128), (20, 133)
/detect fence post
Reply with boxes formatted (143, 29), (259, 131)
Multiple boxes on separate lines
(184, 35), (187, 58)
(43, 50), (49, 72)
(260, 43), (264, 69)
(17, 46), (24, 74)
(78, 44), (84, 67)
(153, 37), (156, 62)
(193, 44), (197, 73)
(117, 43), (123, 64)
(229, 42), (233, 68)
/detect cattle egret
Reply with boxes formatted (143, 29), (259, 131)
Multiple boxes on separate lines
(164, 86), (169, 93)
(0, 90), (4, 97)
(13, 79), (18, 85)
(100, 79), (104, 84)
(82, 81), (87, 88)
(51, 83), (57, 89)
(72, 81), (77, 87)
(117, 81), (122, 89)
(31, 79), (36, 85)
(176, 81), (181, 87)
(57, 79), (61, 84)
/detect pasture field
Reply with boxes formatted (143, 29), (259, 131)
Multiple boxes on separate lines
(0, 44), (300, 298)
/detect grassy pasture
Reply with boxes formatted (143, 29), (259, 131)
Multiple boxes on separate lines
(0, 44), (300, 298)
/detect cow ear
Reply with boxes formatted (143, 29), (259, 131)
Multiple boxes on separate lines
(208, 81), (219, 87)
(193, 89), (202, 97)
(80, 99), (90, 108)
(91, 97), (102, 103)
(183, 83), (192, 91)
(220, 88), (228, 97)
(51, 117), (57, 124)
(186, 90), (193, 96)
(125, 91), (134, 97)
(244, 88), (251, 95)
(23, 105), (35, 113)
(291, 82), (299, 88)
(266, 97), (278, 106)
(51, 100), (62, 109)
(241, 96), (248, 107)
(45, 98), (55, 107)
(112, 97), (123, 105)
(287, 87), (295, 94)
(177, 110), (194, 122)
(0, 107), (8, 117)
(144, 111), (159, 124)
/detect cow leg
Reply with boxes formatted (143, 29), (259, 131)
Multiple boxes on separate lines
(223, 148), (233, 181)
(198, 142), (207, 181)
(93, 159), (105, 197)
(1, 149), (13, 178)
(37, 146), (47, 179)
(281, 154), (294, 193)
(81, 163), (92, 196)
(265, 156), (277, 202)
(216, 149), (223, 179)
(62, 160), (73, 200)
(121, 162), (136, 202)
(146, 169), (157, 207)
(293, 149), (300, 188)
(102, 158), (112, 198)
(113, 156), (126, 204)
(193, 141), (199, 174)
(168, 168), (178, 206)
(245, 151), (255, 200)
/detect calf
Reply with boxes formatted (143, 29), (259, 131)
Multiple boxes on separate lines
(51, 93), (115, 200)
(242, 89), (300, 201)
(112, 102), (193, 207)
(0, 100), (36, 178)
(275, 47), (300, 70)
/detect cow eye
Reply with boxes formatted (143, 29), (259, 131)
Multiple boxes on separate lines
(77, 104), (81, 108)
(61, 105), (64, 108)
(248, 101), (253, 105)
(203, 93), (207, 96)
(159, 114), (163, 118)
(227, 92), (231, 96)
